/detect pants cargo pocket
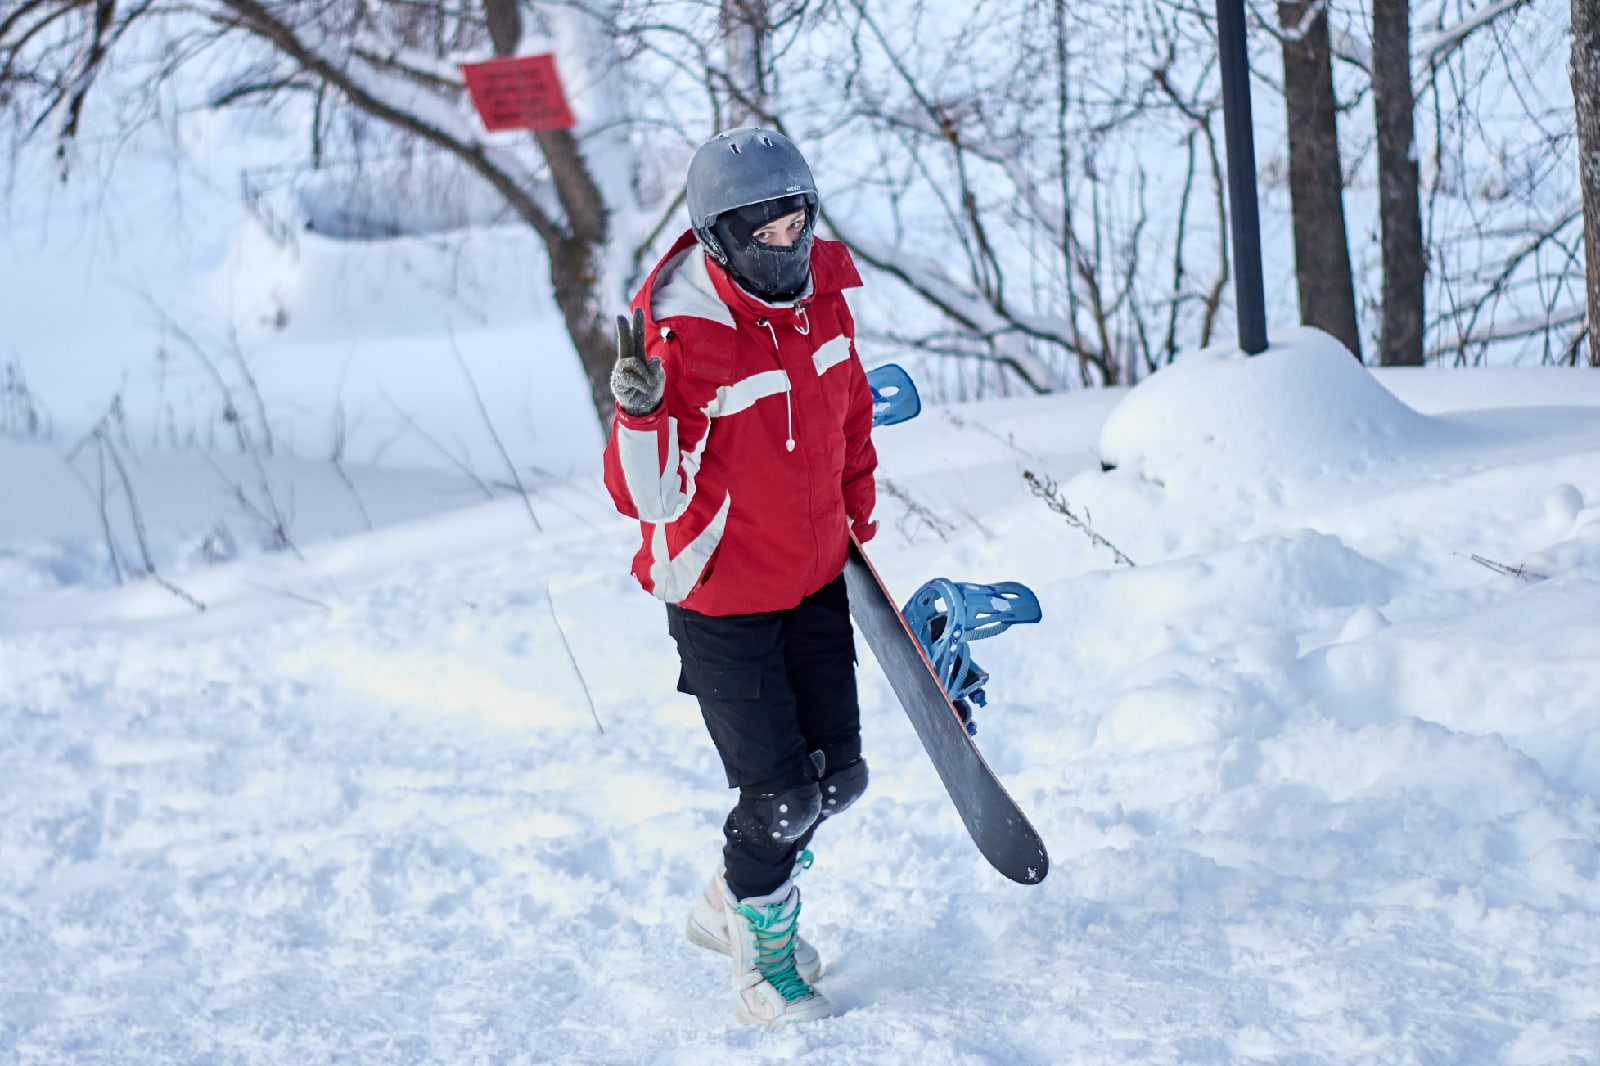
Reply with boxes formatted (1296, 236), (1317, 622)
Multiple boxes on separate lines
(682, 666), (762, 702)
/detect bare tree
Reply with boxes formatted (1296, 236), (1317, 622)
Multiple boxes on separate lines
(2, 0), (627, 426)
(764, 0), (1240, 395)
(1371, 0), (1424, 366)
(1415, 0), (1588, 366)
(1277, 0), (1362, 359)
(8, 0), (1587, 441)
(721, 0), (772, 125)
(1574, 0), (1600, 365)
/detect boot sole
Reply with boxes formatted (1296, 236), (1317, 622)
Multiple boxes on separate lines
(735, 996), (836, 1028)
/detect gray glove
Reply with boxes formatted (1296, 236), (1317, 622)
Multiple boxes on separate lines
(609, 308), (665, 417)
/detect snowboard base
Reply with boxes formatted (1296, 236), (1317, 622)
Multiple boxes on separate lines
(844, 539), (1049, 884)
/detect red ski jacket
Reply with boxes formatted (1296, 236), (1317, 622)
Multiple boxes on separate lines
(603, 229), (878, 616)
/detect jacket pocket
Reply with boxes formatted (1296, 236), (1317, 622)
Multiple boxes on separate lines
(677, 664), (761, 701)
(689, 545), (719, 597)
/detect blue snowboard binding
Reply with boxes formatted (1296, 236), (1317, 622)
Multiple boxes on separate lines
(865, 362), (1040, 734)
(866, 363), (921, 427)
(901, 578), (1042, 735)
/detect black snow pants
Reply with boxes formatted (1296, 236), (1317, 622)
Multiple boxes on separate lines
(666, 570), (862, 899)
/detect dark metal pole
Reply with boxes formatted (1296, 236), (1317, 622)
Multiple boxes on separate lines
(1216, 0), (1270, 354)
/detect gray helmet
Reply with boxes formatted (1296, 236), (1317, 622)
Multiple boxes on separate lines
(685, 128), (818, 265)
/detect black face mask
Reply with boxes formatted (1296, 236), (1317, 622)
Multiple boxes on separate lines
(709, 195), (816, 303)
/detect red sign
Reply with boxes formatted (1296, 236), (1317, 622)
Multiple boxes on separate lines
(461, 54), (576, 132)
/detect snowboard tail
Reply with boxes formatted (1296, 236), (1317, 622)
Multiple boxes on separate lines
(844, 538), (1049, 884)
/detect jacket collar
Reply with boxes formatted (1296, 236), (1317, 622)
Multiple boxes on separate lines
(643, 229), (861, 333)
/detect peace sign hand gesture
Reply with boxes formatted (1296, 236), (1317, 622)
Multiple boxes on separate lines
(609, 308), (665, 417)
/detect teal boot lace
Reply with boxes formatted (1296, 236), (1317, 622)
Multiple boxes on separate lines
(733, 895), (814, 1002)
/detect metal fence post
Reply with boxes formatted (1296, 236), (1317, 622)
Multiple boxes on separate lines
(1216, 0), (1270, 354)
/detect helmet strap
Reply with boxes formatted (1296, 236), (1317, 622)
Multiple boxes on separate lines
(698, 229), (729, 265)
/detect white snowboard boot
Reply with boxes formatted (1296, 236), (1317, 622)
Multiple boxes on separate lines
(686, 856), (822, 982)
(722, 878), (834, 1027)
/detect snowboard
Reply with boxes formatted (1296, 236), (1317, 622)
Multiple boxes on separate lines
(843, 536), (1050, 885)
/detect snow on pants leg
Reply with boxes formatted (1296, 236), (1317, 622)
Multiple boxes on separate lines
(666, 572), (862, 899)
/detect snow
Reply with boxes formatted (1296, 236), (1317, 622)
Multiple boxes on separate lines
(6, 307), (1600, 1060)
(7, 84), (1600, 1063)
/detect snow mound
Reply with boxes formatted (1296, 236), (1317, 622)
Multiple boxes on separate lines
(1099, 327), (1458, 499)
(294, 158), (516, 241)
(1017, 528), (1397, 688)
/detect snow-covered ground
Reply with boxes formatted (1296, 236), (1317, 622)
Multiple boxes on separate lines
(6, 62), (1600, 1058)
(4, 312), (1600, 1061)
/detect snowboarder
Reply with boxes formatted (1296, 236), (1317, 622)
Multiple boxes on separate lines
(602, 127), (878, 1027)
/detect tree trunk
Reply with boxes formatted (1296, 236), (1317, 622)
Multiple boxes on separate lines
(482, 0), (615, 423)
(721, 0), (771, 125)
(545, 229), (618, 420)
(534, 123), (614, 420)
(484, 0), (519, 56)
(1574, 0), (1600, 366)
(1372, 0), (1425, 366)
(1278, 0), (1363, 360)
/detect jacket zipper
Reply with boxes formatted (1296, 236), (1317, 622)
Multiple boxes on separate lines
(758, 310), (827, 593)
